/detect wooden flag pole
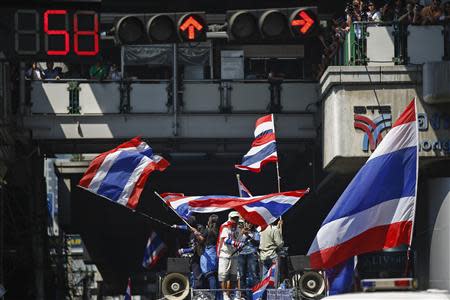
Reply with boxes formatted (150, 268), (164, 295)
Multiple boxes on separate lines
(154, 191), (196, 232)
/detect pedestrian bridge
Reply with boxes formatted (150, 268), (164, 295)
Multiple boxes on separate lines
(23, 79), (318, 153)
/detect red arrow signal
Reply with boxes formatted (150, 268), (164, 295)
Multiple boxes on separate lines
(291, 11), (314, 34)
(179, 16), (204, 40)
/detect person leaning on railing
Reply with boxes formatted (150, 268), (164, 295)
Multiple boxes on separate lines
(382, 0), (407, 21)
(421, 0), (444, 24)
(398, 1), (423, 24)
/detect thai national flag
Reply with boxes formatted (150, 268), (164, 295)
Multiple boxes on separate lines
(308, 99), (418, 270)
(252, 262), (277, 300)
(237, 175), (253, 197)
(236, 114), (278, 172)
(188, 189), (309, 229)
(142, 231), (167, 269)
(124, 277), (131, 300)
(78, 137), (169, 209)
(162, 193), (236, 220)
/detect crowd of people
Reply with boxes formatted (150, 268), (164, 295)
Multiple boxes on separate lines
(25, 60), (122, 81)
(173, 211), (284, 300)
(317, 0), (450, 78)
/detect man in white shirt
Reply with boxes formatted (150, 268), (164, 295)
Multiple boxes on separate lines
(217, 211), (243, 300)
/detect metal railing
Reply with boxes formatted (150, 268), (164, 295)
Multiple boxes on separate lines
(335, 21), (449, 66)
(26, 79), (318, 115)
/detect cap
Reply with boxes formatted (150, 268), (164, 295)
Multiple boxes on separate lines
(228, 211), (240, 219)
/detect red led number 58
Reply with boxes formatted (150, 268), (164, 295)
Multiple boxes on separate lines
(44, 10), (99, 56)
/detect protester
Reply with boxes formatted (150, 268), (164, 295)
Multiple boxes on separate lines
(43, 62), (62, 79)
(200, 214), (219, 291)
(367, 1), (382, 21)
(237, 220), (260, 299)
(108, 63), (122, 81)
(89, 60), (107, 80)
(421, 0), (443, 23)
(217, 211), (243, 300)
(173, 216), (205, 289)
(382, 0), (407, 21)
(25, 62), (44, 80)
(259, 218), (284, 287)
(346, 0), (363, 30)
(399, 2), (423, 24)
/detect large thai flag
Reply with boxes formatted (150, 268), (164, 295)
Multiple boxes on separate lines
(188, 189), (309, 229)
(252, 262), (277, 300)
(307, 99), (418, 270)
(236, 114), (278, 172)
(142, 231), (167, 269)
(79, 137), (169, 209)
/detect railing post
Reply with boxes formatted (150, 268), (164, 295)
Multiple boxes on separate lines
(219, 81), (232, 113)
(67, 81), (81, 114)
(119, 80), (132, 113)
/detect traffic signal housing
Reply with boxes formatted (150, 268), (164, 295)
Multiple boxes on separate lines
(115, 12), (207, 44)
(226, 7), (318, 42)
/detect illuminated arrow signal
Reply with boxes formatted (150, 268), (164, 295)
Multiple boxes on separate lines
(179, 16), (204, 40)
(291, 11), (314, 34)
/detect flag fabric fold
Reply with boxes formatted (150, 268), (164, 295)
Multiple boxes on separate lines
(326, 257), (356, 296)
(308, 99), (418, 270)
(252, 262), (277, 300)
(142, 231), (167, 269)
(188, 189), (309, 229)
(236, 114), (278, 172)
(78, 137), (169, 209)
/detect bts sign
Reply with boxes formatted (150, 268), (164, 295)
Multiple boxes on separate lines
(115, 12), (207, 44)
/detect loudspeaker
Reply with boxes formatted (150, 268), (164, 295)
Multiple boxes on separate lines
(288, 255), (326, 299)
(161, 272), (190, 300)
(167, 257), (190, 274)
(291, 271), (326, 299)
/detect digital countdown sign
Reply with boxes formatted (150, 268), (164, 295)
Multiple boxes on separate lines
(13, 8), (100, 60)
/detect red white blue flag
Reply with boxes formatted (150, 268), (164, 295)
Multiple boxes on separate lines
(237, 175), (253, 197)
(188, 189), (309, 229)
(235, 114), (278, 172)
(142, 231), (167, 269)
(124, 277), (131, 300)
(252, 262), (277, 300)
(79, 137), (169, 209)
(308, 99), (418, 269)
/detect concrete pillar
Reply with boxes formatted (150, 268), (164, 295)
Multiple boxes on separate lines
(31, 154), (46, 300)
(428, 178), (450, 289)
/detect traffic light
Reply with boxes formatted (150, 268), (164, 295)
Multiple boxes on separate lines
(115, 12), (207, 44)
(226, 7), (318, 42)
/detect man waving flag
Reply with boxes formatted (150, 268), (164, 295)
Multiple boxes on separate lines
(236, 114), (278, 172)
(78, 137), (169, 209)
(308, 99), (418, 272)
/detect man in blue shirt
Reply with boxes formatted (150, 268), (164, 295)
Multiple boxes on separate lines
(43, 62), (61, 79)
(237, 220), (260, 299)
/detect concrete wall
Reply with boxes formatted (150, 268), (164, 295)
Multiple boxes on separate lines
(428, 178), (450, 290)
(320, 66), (450, 173)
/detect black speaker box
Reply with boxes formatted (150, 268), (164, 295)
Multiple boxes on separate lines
(289, 255), (311, 272)
(167, 257), (190, 274)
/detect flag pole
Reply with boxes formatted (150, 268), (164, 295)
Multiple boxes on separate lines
(272, 113), (281, 193)
(154, 191), (196, 232)
(236, 173), (243, 197)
